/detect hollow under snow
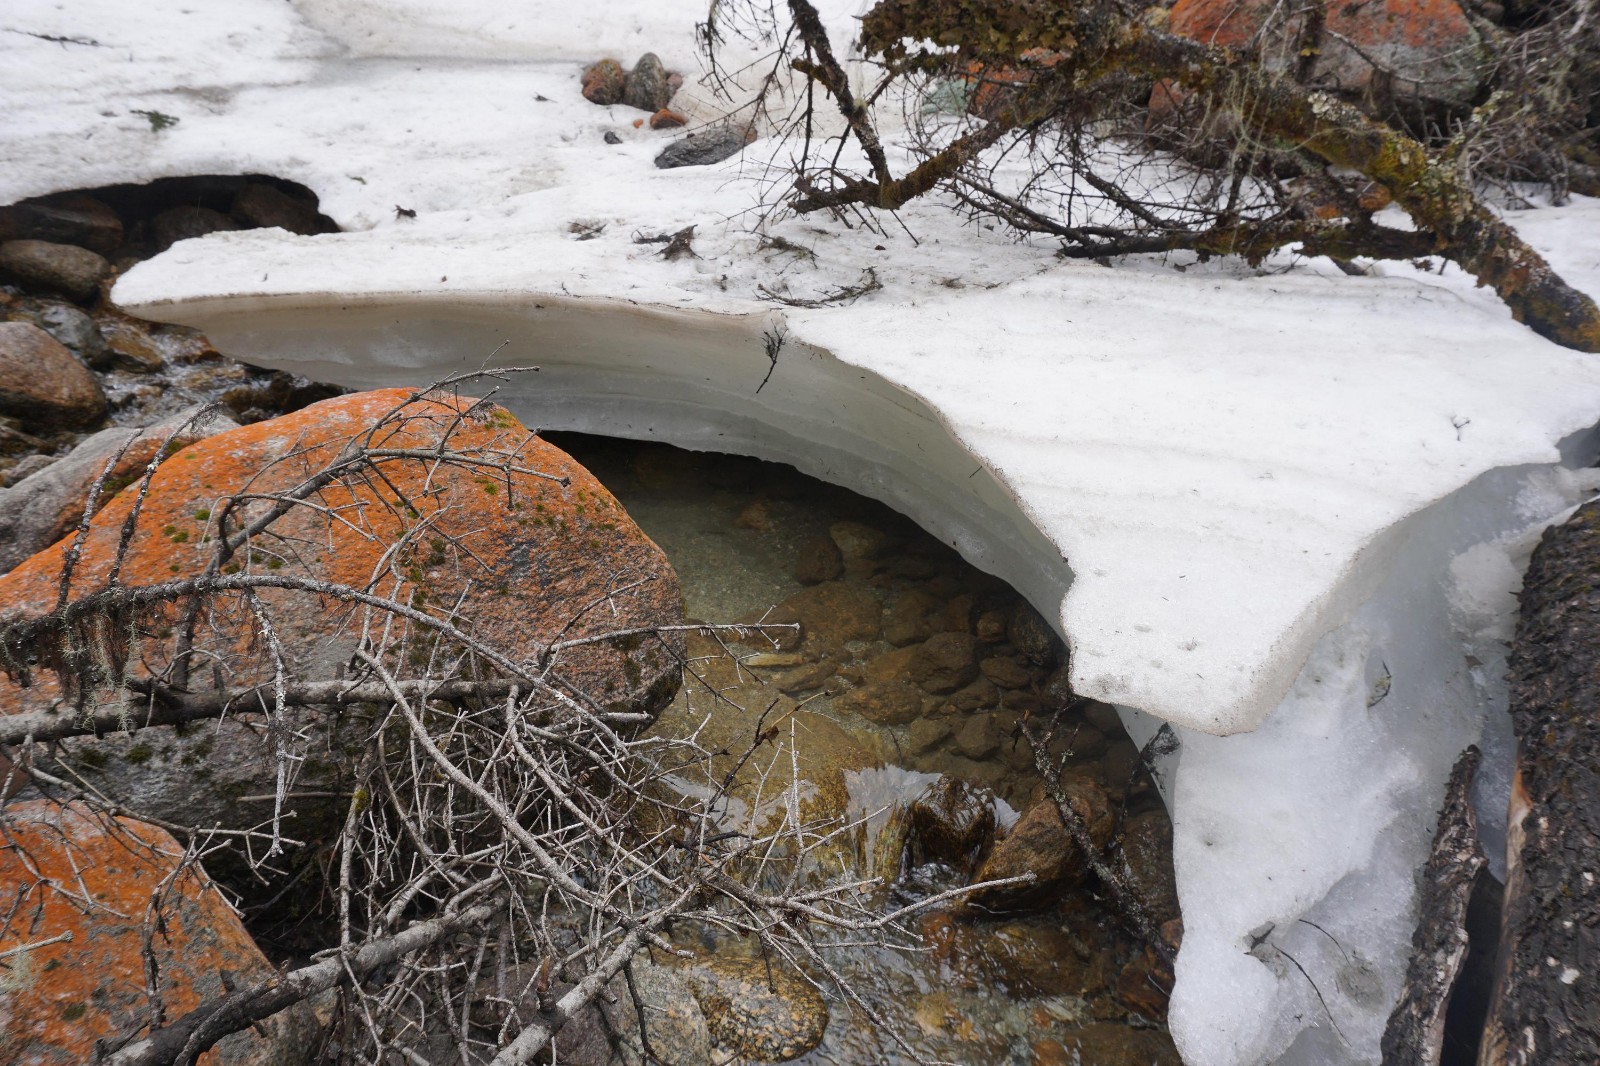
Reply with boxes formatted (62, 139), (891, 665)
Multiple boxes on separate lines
(7, 1), (1600, 1063)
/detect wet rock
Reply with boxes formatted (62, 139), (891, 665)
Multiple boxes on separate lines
(976, 606), (1010, 642)
(220, 370), (345, 423)
(906, 776), (996, 873)
(835, 679), (923, 725)
(230, 182), (323, 235)
(935, 592), (977, 633)
(946, 675), (999, 713)
(150, 205), (240, 252)
(654, 123), (752, 169)
(601, 962), (714, 1066)
(981, 654), (1034, 690)
(1117, 811), (1179, 926)
(0, 239), (110, 302)
(650, 108), (687, 129)
(29, 303), (111, 369)
(768, 581), (882, 648)
(908, 715), (954, 754)
(865, 644), (919, 685)
(952, 713), (1002, 760)
(0, 391), (685, 824)
(969, 776), (1114, 911)
(830, 519), (896, 567)
(1117, 936), (1177, 1021)
(0, 405), (237, 575)
(681, 956), (828, 1061)
(1038, 1022), (1182, 1066)
(773, 657), (838, 694)
(883, 588), (937, 646)
(582, 58), (627, 104)
(1009, 601), (1061, 667)
(0, 322), (107, 429)
(0, 800), (315, 1065)
(95, 313), (166, 372)
(793, 534), (843, 584)
(2, 452), (55, 487)
(910, 631), (979, 694)
(734, 497), (774, 532)
(623, 52), (672, 113)
(0, 194), (123, 254)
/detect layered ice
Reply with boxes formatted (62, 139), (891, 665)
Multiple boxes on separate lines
(8, 0), (1600, 1062)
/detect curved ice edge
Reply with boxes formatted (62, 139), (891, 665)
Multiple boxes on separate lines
(119, 286), (1583, 738)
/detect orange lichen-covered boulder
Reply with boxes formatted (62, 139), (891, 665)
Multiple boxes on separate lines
(1163, 0), (1487, 112)
(0, 388), (684, 721)
(0, 800), (309, 1065)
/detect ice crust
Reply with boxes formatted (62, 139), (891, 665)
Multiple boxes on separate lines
(9, 1), (1600, 1062)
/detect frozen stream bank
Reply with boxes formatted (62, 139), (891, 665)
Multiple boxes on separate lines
(11, 0), (1600, 1059)
(119, 278), (1600, 1066)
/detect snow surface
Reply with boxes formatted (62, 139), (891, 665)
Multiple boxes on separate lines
(8, 1), (1600, 1063)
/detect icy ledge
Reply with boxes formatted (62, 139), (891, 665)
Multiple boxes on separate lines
(117, 268), (1600, 1064)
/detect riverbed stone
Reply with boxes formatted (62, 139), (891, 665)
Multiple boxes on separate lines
(793, 533), (843, 584)
(773, 657), (838, 694)
(908, 715), (955, 754)
(0, 321), (106, 429)
(95, 313), (166, 372)
(884, 588), (937, 645)
(768, 580), (882, 648)
(906, 775), (996, 873)
(981, 654), (1034, 690)
(910, 631), (979, 694)
(835, 678), (924, 725)
(0, 799), (313, 1066)
(28, 302), (111, 369)
(968, 776), (1115, 911)
(681, 956), (828, 1061)
(0, 240), (110, 302)
(1036, 1022), (1182, 1066)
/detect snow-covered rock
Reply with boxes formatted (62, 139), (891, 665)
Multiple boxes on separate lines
(7, 1), (1600, 1062)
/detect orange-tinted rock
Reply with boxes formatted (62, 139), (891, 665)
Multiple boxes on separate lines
(650, 108), (687, 130)
(581, 58), (627, 105)
(968, 776), (1115, 911)
(0, 800), (309, 1065)
(1164, 0), (1486, 112)
(0, 389), (684, 719)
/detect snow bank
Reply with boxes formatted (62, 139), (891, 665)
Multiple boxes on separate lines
(9, 0), (1600, 1062)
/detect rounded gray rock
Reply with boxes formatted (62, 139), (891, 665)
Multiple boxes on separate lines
(0, 239), (110, 302)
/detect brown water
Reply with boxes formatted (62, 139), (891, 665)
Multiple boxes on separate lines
(550, 433), (1182, 1066)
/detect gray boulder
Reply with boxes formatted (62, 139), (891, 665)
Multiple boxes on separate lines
(654, 124), (752, 169)
(0, 405), (238, 574)
(0, 239), (110, 302)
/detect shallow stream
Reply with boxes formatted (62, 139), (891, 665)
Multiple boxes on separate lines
(551, 432), (1183, 1066)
